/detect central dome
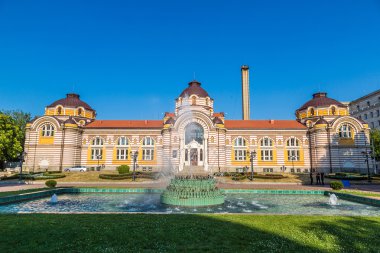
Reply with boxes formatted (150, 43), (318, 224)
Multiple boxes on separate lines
(179, 80), (209, 98)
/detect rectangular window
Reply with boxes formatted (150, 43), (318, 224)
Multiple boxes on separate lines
(287, 150), (300, 161)
(263, 168), (273, 173)
(116, 149), (128, 160)
(377, 110), (380, 117)
(370, 112), (374, 118)
(297, 168), (301, 173)
(143, 149), (154, 160)
(234, 149), (246, 161)
(91, 148), (102, 160)
(261, 150), (273, 161)
(371, 122), (375, 128)
(364, 114), (368, 120)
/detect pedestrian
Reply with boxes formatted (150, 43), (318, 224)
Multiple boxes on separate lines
(321, 172), (325, 185)
(316, 172), (321, 185)
(309, 172), (313, 185)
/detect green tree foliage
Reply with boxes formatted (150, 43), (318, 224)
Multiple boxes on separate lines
(370, 129), (380, 161)
(0, 113), (24, 165)
(2, 110), (31, 145)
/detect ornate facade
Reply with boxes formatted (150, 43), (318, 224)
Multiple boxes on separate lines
(24, 81), (372, 174)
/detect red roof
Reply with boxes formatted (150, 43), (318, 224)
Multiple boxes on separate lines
(298, 92), (346, 111)
(224, 120), (306, 129)
(85, 120), (163, 129)
(48, 93), (94, 111)
(179, 80), (209, 98)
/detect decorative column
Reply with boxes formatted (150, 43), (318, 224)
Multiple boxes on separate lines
(204, 137), (208, 171)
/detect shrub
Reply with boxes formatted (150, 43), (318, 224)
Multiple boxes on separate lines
(45, 180), (57, 188)
(232, 174), (247, 181)
(330, 181), (343, 190)
(117, 165), (130, 174)
(99, 174), (132, 180)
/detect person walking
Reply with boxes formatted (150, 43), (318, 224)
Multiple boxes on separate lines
(316, 172), (321, 185)
(309, 172), (313, 185)
(321, 172), (325, 185)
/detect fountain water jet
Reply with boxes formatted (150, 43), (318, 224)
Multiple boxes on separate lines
(328, 193), (338, 205)
(50, 194), (58, 203)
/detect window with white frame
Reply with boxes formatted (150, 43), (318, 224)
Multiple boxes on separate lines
(234, 137), (247, 161)
(286, 137), (300, 161)
(261, 150), (273, 161)
(338, 124), (352, 138)
(91, 148), (103, 160)
(142, 137), (154, 160)
(91, 137), (104, 160)
(41, 124), (55, 137)
(260, 137), (273, 161)
(116, 137), (129, 160)
(287, 149), (300, 161)
(286, 137), (299, 147)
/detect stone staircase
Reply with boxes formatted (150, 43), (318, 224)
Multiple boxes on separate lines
(178, 166), (209, 176)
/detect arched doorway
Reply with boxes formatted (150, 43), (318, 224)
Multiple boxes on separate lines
(184, 123), (204, 167)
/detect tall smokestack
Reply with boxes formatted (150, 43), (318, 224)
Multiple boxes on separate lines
(241, 65), (250, 120)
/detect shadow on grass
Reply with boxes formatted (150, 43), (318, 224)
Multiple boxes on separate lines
(1, 214), (379, 252)
(300, 216), (380, 252)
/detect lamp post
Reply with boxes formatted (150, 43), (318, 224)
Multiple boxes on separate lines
(249, 150), (257, 181)
(361, 150), (372, 183)
(291, 155), (296, 173)
(130, 151), (138, 181)
(18, 152), (27, 183)
(96, 154), (101, 170)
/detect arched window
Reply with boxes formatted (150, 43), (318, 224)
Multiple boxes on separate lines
(117, 137), (128, 146)
(234, 137), (247, 161)
(331, 106), (336, 115)
(91, 137), (103, 160)
(78, 108), (83, 116)
(57, 107), (63, 115)
(142, 137), (154, 160)
(185, 123), (204, 144)
(92, 137), (104, 146)
(260, 137), (273, 161)
(192, 96), (196, 105)
(310, 108), (315, 116)
(260, 137), (273, 147)
(206, 98), (209, 106)
(286, 137), (299, 147)
(41, 124), (55, 137)
(116, 137), (129, 160)
(339, 124), (352, 138)
(234, 137), (246, 147)
(286, 137), (300, 161)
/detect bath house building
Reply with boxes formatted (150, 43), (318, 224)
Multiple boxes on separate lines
(23, 69), (371, 174)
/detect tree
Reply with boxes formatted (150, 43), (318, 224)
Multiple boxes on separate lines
(0, 113), (24, 169)
(370, 129), (380, 161)
(2, 110), (31, 146)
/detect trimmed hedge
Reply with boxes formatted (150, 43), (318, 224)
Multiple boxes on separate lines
(99, 172), (159, 180)
(326, 173), (367, 180)
(117, 165), (130, 174)
(330, 181), (344, 190)
(45, 180), (57, 188)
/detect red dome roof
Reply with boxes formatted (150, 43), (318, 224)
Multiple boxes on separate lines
(47, 94), (94, 111)
(298, 92), (346, 111)
(179, 80), (209, 98)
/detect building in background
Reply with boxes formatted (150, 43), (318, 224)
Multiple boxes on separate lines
(349, 89), (380, 130)
(23, 68), (372, 174)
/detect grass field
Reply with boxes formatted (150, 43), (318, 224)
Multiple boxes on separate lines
(0, 214), (379, 252)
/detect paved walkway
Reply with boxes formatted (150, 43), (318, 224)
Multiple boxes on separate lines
(1, 179), (379, 193)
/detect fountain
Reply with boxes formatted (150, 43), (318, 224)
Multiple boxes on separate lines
(328, 193), (338, 205)
(50, 193), (58, 203)
(161, 175), (224, 206)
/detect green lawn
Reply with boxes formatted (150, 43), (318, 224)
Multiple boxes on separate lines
(1, 214), (379, 252)
(336, 190), (380, 198)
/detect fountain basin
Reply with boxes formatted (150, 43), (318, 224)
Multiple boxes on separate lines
(161, 177), (225, 206)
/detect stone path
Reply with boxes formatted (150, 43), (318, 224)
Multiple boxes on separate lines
(1, 179), (379, 193)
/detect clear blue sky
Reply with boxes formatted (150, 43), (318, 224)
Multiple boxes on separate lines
(1, 0), (380, 120)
